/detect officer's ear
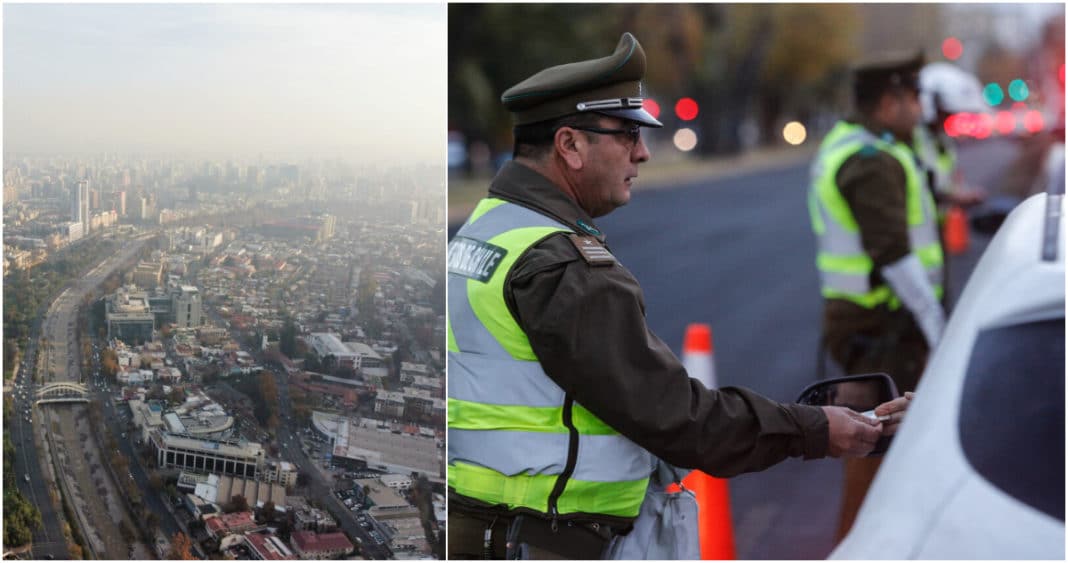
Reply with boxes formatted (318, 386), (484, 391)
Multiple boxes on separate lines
(553, 126), (586, 171)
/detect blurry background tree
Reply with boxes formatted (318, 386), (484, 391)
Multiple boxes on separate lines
(448, 3), (1058, 182)
(448, 4), (859, 162)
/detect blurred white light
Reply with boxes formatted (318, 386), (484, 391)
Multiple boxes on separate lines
(673, 128), (698, 152)
(783, 121), (807, 145)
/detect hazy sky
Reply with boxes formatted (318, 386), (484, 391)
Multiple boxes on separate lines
(3, 3), (446, 163)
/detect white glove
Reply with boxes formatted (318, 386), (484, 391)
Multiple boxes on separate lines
(881, 254), (945, 349)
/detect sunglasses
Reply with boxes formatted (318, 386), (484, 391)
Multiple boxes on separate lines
(567, 124), (642, 147)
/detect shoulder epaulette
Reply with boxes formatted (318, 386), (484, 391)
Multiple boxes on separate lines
(568, 234), (616, 266)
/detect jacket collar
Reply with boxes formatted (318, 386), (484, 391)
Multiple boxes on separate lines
(487, 161), (608, 243)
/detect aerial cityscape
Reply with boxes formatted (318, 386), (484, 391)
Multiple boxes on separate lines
(4, 4), (446, 561)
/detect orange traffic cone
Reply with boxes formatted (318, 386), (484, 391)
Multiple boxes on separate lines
(680, 323), (737, 560)
(944, 205), (970, 255)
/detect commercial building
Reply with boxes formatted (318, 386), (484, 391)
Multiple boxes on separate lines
(64, 221), (84, 242)
(261, 460), (298, 489)
(312, 412), (442, 481)
(374, 392), (405, 417)
(106, 287), (155, 343)
(244, 532), (296, 560)
(290, 531), (353, 559)
(72, 179), (89, 230)
(286, 496), (337, 532)
(355, 478), (418, 519)
(133, 261), (164, 290)
(380, 474), (413, 491)
(178, 471), (287, 511)
(307, 333), (357, 370)
(174, 285), (202, 328)
(348, 342), (385, 369)
(151, 431), (264, 478)
(205, 511), (258, 540)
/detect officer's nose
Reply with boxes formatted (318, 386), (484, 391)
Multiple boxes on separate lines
(633, 134), (651, 163)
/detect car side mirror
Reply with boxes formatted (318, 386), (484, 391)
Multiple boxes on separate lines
(797, 373), (900, 456)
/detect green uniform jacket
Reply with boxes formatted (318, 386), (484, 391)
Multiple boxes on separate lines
(820, 118), (936, 390)
(449, 161), (829, 522)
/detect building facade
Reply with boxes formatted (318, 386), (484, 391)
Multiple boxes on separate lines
(151, 431), (264, 478)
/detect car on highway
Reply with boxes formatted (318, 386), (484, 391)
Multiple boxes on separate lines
(24, 474), (30, 483)
(820, 172), (1064, 557)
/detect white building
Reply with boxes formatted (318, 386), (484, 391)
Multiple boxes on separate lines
(151, 431), (264, 478)
(307, 333), (357, 369)
(174, 285), (202, 328)
(380, 474), (413, 491)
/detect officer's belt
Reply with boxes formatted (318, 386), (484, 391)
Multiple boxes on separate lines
(449, 492), (624, 559)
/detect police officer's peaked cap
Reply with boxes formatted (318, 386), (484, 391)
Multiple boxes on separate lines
(853, 49), (926, 102)
(502, 32), (663, 128)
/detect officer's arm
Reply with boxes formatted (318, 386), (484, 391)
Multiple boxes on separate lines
(506, 236), (829, 477)
(838, 153), (945, 346)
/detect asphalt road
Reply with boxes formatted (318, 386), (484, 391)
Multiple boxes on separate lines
(447, 137), (1024, 559)
(599, 137), (1019, 559)
(27, 235), (152, 558)
(10, 349), (70, 561)
(271, 369), (393, 559)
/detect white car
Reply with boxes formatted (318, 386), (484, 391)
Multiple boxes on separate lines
(831, 185), (1064, 557)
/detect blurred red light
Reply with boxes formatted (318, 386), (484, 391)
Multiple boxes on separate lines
(942, 37), (963, 61)
(643, 99), (661, 120)
(1012, 101), (1027, 111)
(944, 114), (964, 137)
(1023, 111), (1044, 133)
(974, 113), (994, 139)
(675, 98), (699, 121)
(995, 111), (1016, 135)
(955, 113), (976, 138)
(1060, 64), (1065, 85)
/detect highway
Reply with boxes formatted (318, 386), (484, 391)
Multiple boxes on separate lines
(30, 234), (154, 559)
(9, 339), (69, 560)
(448, 137), (1024, 558)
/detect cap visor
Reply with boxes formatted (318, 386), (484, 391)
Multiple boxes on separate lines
(595, 107), (663, 128)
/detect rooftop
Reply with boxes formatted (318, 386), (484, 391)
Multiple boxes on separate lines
(205, 511), (256, 534)
(292, 530), (354, 553)
(160, 433), (263, 459)
(245, 532), (296, 560)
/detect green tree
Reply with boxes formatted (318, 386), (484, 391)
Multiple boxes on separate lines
(167, 531), (196, 560)
(261, 500), (276, 523)
(228, 494), (250, 514)
(279, 316), (298, 358)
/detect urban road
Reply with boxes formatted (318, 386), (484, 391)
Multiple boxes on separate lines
(22, 234), (154, 559)
(449, 137), (1025, 559)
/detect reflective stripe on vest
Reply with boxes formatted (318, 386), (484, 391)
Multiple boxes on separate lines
(447, 197), (653, 518)
(912, 125), (957, 195)
(808, 122), (944, 309)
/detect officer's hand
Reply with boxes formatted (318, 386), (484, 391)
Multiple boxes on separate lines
(874, 391), (914, 436)
(822, 406), (882, 458)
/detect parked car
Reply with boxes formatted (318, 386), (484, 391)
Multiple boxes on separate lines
(823, 184), (1064, 558)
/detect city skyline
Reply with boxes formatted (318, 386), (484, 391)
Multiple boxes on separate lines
(4, 3), (446, 163)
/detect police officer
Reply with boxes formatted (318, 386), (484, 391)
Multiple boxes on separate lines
(808, 51), (943, 541)
(914, 62), (987, 207)
(449, 33), (907, 559)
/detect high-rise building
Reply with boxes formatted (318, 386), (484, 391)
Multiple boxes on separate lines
(174, 285), (201, 328)
(118, 190), (127, 216)
(133, 261), (164, 289)
(106, 287), (155, 343)
(72, 179), (90, 227)
(320, 214), (335, 240)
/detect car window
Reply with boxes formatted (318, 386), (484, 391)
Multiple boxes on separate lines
(958, 316), (1065, 521)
